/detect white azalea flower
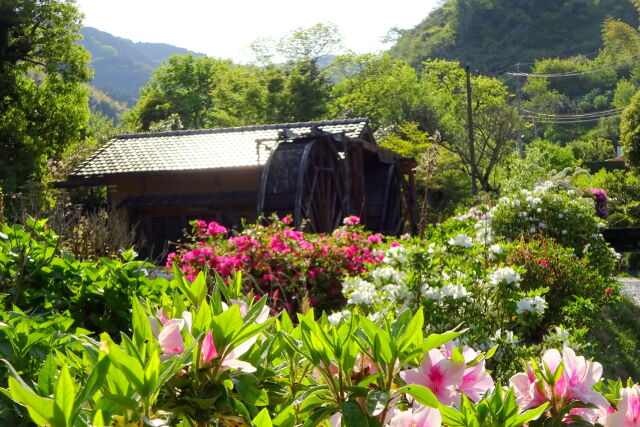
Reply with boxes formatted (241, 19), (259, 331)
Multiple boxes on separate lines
(448, 233), (473, 248)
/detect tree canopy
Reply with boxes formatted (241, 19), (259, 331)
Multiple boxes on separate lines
(0, 0), (91, 194)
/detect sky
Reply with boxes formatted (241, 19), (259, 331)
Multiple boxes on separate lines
(76, 0), (440, 63)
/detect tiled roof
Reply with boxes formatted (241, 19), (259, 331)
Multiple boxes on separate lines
(69, 118), (370, 179)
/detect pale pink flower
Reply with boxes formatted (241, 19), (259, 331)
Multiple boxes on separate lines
(220, 337), (257, 372)
(510, 362), (552, 410)
(607, 385), (640, 426)
(400, 348), (466, 406)
(441, 343), (494, 404)
(459, 359), (494, 404)
(510, 348), (609, 422)
(389, 404), (442, 427)
(157, 319), (184, 355)
(561, 347), (608, 408)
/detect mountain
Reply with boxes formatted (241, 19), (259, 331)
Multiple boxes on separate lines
(80, 27), (203, 108)
(389, 0), (637, 74)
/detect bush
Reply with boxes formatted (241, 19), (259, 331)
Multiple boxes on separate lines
(506, 237), (617, 332)
(1, 269), (637, 427)
(0, 218), (168, 335)
(168, 215), (388, 312)
(573, 169), (640, 227)
(491, 179), (617, 275)
(621, 90), (640, 171)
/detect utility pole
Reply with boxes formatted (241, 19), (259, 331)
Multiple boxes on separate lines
(465, 65), (478, 195)
(515, 63), (525, 159)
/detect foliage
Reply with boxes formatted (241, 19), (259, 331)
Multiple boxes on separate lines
(0, 218), (168, 335)
(3, 267), (639, 426)
(621, 90), (640, 171)
(388, 0), (636, 74)
(499, 140), (579, 195)
(276, 23), (342, 63)
(127, 23), (342, 132)
(505, 237), (616, 334)
(0, 0), (91, 196)
(332, 55), (520, 194)
(167, 216), (387, 313)
(568, 137), (617, 162)
(491, 179), (617, 275)
(573, 169), (640, 227)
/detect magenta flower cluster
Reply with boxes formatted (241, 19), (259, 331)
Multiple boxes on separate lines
(588, 188), (609, 218)
(167, 217), (386, 311)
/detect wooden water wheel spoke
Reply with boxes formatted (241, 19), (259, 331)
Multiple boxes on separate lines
(259, 135), (346, 233)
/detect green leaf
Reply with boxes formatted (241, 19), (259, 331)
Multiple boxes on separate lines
(398, 308), (424, 351)
(37, 352), (56, 396)
(423, 331), (461, 353)
(101, 334), (145, 395)
(302, 406), (336, 427)
(365, 390), (389, 416)
(190, 271), (208, 307)
(5, 377), (57, 426)
(234, 374), (269, 406)
(272, 406), (296, 427)
(512, 402), (549, 427)
(54, 366), (75, 425)
(192, 299), (212, 338)
(397, 384), (439, 408)
(72, 357), (110, 420)
(253, 408), (273, 427)
(341, 400), (368, 427)
(132, 297), (154, 348)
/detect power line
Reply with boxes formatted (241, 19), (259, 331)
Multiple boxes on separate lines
(523, 114), (621, 124)
(506, 57), (640, 78)
(522, 107), (623, 118)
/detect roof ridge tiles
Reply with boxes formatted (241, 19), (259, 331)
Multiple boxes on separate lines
(113, 118), (369, 140)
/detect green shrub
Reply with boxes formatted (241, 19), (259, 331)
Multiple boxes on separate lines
(0, 218), (168, 335)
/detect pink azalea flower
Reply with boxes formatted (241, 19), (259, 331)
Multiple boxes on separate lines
(510, 348), (609, 422)
(202, 330), (217, 364)
(367, 234), (382, 243)
(560, 347), (608, 409)
(400, 348), (466, 406)
(157, 319), (184, 355)
(606, 385), (640, 426)
(440, 343), (494, 404)
(343, 216), (360, 225)
(389, 404), (442, 427)
(459, 358), (494, 403)
(509, 362), (549, 410)
(353, 353), (378, 375)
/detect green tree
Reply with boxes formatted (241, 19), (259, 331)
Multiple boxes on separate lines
(421, 60), (520, 193)
(621, 90), (640, 170)
(127, 55), (279, 130)
(276, 23), (342, 63)
(330, 54), (426, 131)
(0, 0), (91, 195)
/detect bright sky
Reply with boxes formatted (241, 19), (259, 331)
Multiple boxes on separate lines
(76, 0), (439, 63)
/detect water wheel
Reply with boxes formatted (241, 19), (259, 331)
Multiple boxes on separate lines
(258, 135), (346, 233)
(364, 162), (407, 235)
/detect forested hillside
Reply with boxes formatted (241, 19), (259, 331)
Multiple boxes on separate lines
(390, 0), (637, 74)
(80, 27), (201, 107)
